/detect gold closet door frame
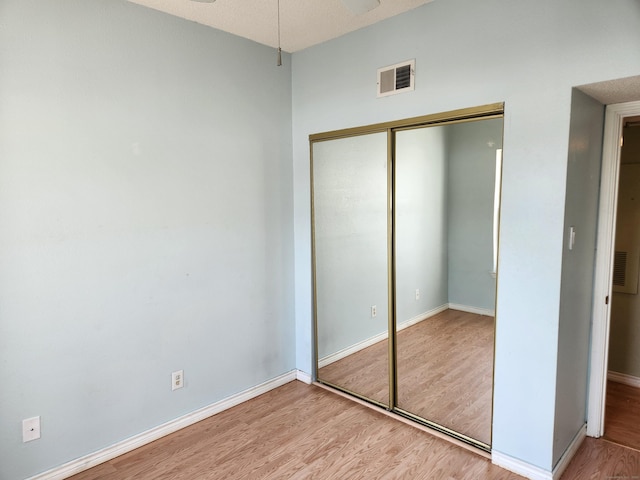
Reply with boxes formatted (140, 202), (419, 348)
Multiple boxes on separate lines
(310, 103), (504, 452)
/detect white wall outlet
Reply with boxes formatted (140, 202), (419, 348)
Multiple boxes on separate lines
(22, 416), (41, 443)
(171, 370), (184, 391)
(371, 305), (377, 318)
(415, 289), (420, 300)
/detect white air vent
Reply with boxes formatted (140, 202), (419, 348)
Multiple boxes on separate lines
(377, 60), (415, 98)
(613, 248), (639, 294)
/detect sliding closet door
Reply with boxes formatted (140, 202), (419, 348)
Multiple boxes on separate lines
(312, 132), (390, 407)
(394, 118), (503, 447)
(311, 104), (504, 450)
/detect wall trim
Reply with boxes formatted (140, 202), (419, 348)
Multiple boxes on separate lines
(26, 370), (299, 480)
(318, 330), (388, 368)
(449, 303), (495, 317)
(608, 370), (640, 388)
(398, 304), (449, 331)
(317, 304), (448, 368)
(296, 369), (312, 384)
(492, 451), (553, 480)
(551, 424), (586, 480)
(492, 424), (585, 480)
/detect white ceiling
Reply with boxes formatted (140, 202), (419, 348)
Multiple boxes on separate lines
(127, 0), (434, 53)
(578, 76), (640, 106)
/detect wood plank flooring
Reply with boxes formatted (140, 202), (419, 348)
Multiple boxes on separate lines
(560, 380), (640, 479)
(397, 310), (494, 445)
(66, 380), (640, 480)
(318, 309), (493, 444)
(561, 437), (640, 479)
(604, 380), (640, 451)
(68, 381), (520, 480)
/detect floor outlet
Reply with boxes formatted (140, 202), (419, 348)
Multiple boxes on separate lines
(172, 370), (184, 391)
(371, 305), (377, 318)
(22, 416), (41, 443)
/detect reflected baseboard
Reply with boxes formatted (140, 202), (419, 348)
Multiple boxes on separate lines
(318, 304), (448, 368)
(318, 303), (494, 369)
(398, 304), (449, 332)
(318, 330), (388, 368)
(449, 303), (495, 317)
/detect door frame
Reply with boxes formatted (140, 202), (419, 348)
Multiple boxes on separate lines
(587, 100), (640, 437)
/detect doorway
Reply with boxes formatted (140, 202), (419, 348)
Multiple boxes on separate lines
(602, 116), (640, 450)
(587, 100), (640, 441)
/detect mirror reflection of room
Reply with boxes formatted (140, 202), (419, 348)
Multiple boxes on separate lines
(312, 108), (504, 449)
(313, 132), (390, 407)
(395, 118), (503, 446)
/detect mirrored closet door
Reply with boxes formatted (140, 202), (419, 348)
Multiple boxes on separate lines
(311, 104), (504, 451)
(394, 118), (503, 447)
(313, 131), (390, 407)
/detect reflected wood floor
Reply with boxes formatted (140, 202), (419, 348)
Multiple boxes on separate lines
(69, 381), (522, 480)
(67, 380), (640, 480)
(604, 380), (640, 451)
(319, 309), (493, 444)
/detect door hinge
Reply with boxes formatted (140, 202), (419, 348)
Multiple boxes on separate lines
(605, 295), (609, 305)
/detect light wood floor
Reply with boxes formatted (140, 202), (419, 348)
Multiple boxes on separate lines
(67, 380), (640, 480)
(68, 381), (519, 480)
(604, 380), (640, 451)
(318, 309), (493, 445)
(561, 437), (640, 479)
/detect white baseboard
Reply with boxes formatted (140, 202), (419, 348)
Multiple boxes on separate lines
(318, 329), (388, 368)
(608, 370), (640, 388)
(449, 303), (495, 317)
(318, 304), (448, 368)
(397, 304), (449, 332)
(296, 369), (312, 384)
(26, 370), (298, 480)
(492, 424), (585, 480)
(552, 424), (586, 480)
(492, 451), (552, 480)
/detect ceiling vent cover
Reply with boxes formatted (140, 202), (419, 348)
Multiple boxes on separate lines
(377, 60), (415, 98)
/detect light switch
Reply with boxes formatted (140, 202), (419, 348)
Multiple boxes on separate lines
(569, 226), (576, 251)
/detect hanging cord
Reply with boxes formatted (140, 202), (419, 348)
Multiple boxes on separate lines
(277, 0), (282, 66)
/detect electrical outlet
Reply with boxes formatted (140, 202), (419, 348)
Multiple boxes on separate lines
(371, 305), (377, 318)
(22, 416), (41, 443)
(415, 289), (420, 300)
(171, 370), (184, 391)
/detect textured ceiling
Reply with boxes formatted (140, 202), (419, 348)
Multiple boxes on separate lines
(127, 0), (434, 52)
(578, 76), (640, 106)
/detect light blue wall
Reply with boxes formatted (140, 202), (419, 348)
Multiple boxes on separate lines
(313, 133), (389, 358)
(0, 1), (294, 479)
(447, 119), (503, 311)
(292, 0), (640, 470)
(553, 89), (604, 465)
(395, 126), (449, 322)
